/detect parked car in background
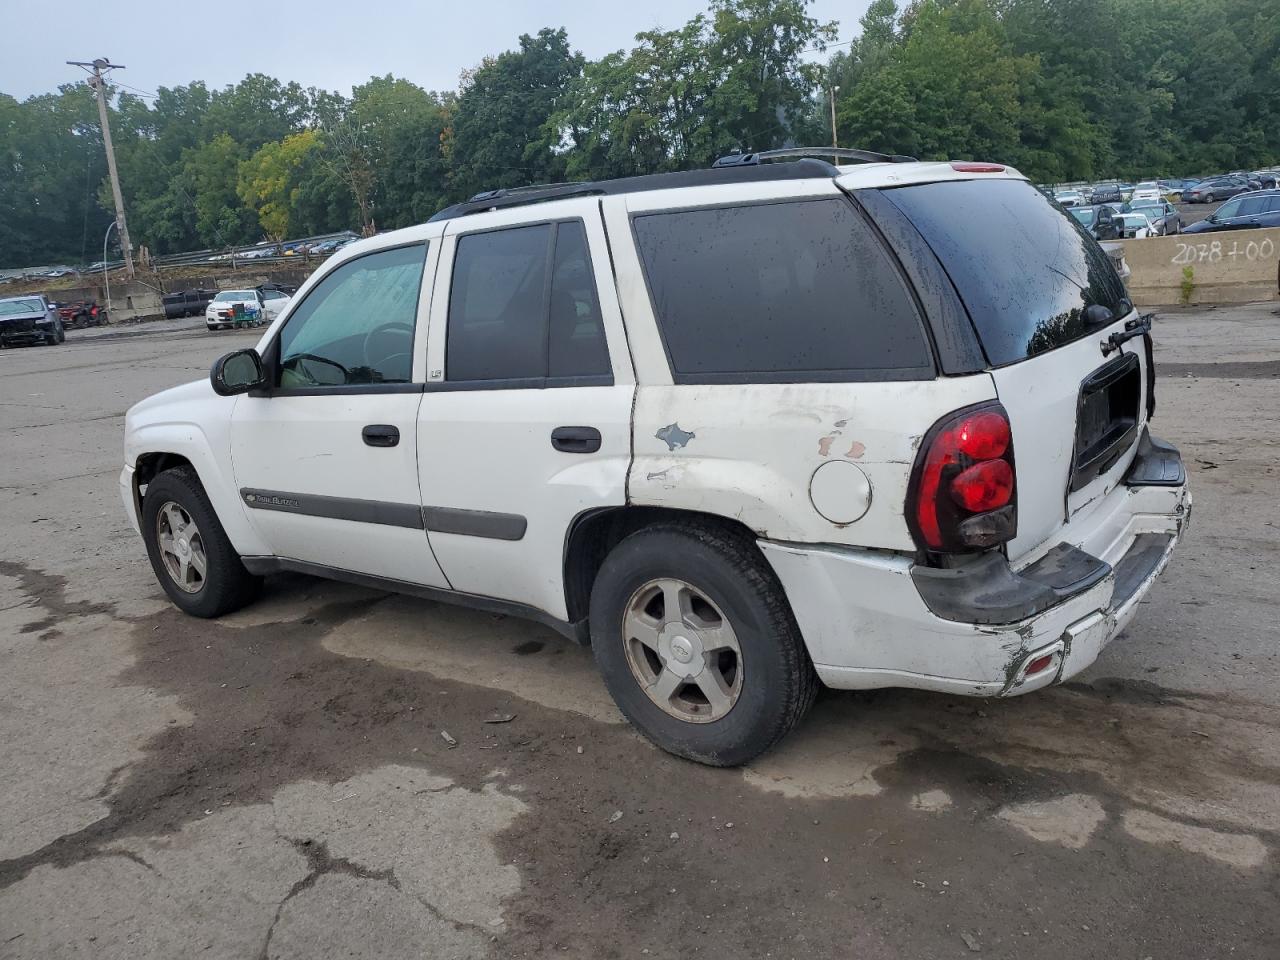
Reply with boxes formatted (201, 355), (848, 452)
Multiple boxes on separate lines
(1055, 189), (1085, 207)
(57, 298), (108, 327)
(1129, 182), (1163, 204)
(204, 288), (291, 330)
(1115, 212), (1155, 238)
(1125, 200), (1180, 235)
(0, 294), (64, 346)
(163, 289), (217, 319)
(1252, 171), (1279, 189)
(1070, 204), (1121, 240)
(1184, 177), (1250, 203)
(1090, 182), (1123, 204)
(1181, 190), (1280, 234)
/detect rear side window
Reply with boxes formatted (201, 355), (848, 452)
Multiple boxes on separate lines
(883, 178), (1128, 366)
(632, 199), (932, 383)
(447, 220), (611, 384)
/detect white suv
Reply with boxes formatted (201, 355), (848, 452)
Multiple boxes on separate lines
(121, 150), (1190, 766)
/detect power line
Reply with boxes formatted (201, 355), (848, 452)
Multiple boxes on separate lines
(112, 80), (159, 99)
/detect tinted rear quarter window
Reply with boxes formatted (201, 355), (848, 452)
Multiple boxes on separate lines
(632, 198), (932, 383)
(882, 178), (1128, 366)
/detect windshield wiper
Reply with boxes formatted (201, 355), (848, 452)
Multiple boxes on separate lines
(1101, 313), (1152, 356)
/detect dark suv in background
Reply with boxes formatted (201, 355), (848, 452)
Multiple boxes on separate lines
(1182, 190), (1280, 234)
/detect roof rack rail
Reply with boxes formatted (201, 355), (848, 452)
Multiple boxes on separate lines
(712, 147), (917, 168)
(429, 159), (840, 222)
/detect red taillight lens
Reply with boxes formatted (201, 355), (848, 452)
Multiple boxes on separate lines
(909, 403), (1017, 552)
(950, 459), (1014, 512)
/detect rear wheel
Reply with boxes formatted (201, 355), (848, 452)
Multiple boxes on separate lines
(141, 466), (261, 618)
(589, 521), (818, 766)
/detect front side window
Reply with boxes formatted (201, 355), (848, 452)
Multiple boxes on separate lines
(446, 220), (611, 384)
(632, 199), (932, 383)
(1215, 199), (1242, 219)
(276, 244), (426, 388)
(1236, 197), (1267, 216)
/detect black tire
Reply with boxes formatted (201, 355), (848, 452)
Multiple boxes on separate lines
(141, 466), (261, 618)
(589, 520), (818, 766)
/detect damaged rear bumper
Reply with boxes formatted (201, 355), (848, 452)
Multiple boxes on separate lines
(760, 434), (1190, 697)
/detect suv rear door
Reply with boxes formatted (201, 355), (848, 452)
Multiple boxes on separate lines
(869, 176), (1148, 563)
(417, 199), (634, 623)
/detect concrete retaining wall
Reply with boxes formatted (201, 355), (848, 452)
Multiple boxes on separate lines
(1122, 227), (1280, 306)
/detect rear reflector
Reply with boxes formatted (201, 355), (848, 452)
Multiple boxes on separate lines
(1025, 654), (1055, 676)
(950, 162), (1005, 173)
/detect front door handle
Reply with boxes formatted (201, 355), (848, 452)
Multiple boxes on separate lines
(362, 424), (400, 447)
(551, 426), (601, 454)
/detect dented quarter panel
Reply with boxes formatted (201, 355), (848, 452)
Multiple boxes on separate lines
(629, 377), (997, 549)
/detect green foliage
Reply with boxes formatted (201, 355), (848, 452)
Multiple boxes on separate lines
(1180, 265), (1195, 304)
(238, 130), (323, 241)
(0, 0), (1276, 267)
(446, 28), (584, 200)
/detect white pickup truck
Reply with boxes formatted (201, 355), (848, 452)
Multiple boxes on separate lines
(121, 149), (1190, 765)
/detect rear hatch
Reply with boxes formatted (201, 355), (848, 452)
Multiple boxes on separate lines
(870, 176), (1147, 562)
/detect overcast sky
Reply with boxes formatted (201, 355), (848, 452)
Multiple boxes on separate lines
(1, 0), (872, 102)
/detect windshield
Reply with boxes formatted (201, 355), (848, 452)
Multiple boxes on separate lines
(213, 290), (255, 301)
(1120, 215), (1148, 227)
(882, 178), (1128, 366)
(0, 298), (45, 316)
(1070, 208), (1096, 225)
(1135, 182), (1158, 191)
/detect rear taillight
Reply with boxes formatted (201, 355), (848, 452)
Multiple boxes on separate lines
(908, 402), (1017, 553)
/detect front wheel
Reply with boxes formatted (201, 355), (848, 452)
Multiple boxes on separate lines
(589, 522), (818, 766)
(141, 466), (261, 618)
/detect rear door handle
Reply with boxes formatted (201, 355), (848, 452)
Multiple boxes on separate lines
(362, 424), (400, 447)
(551, 426), (601, 454)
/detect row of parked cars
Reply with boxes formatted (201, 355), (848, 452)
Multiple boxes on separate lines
(1055, 172), (1278, 207)
(1067, 186), (1280, 241)
(206, 234), (358, 264)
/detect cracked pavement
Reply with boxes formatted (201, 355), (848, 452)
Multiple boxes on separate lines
(1, 307), (1278, 959)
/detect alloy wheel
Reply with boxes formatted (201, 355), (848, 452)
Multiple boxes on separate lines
(622, 578), (743, 723)
(156, 500), (207, 594)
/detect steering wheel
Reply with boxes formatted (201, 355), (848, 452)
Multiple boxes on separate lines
(362, 322), (415, 378)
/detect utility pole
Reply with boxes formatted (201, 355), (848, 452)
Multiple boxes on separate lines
(68, 58), (134, 277)
(830, 85), (840, 157)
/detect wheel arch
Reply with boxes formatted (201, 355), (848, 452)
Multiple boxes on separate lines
(562, 505), (763, 628)
(128, 430), (270, 557)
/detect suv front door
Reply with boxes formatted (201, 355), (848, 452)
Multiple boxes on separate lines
(417, 201), (634, 623)
(230, 240), (449, 588)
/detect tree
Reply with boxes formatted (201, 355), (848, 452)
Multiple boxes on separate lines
(238, 130), (323, 242)
(183, 134), (258, 248)
(446, 28), (584, 199)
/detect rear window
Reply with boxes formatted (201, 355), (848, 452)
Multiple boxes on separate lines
(883, 178), (1128, 366)
(631, 198), (932, 383)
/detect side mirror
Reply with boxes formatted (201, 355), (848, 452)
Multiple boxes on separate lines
(211, 349), (266, 396)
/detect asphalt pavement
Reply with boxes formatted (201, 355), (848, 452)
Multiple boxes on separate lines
(1, 302), (1278, 959)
